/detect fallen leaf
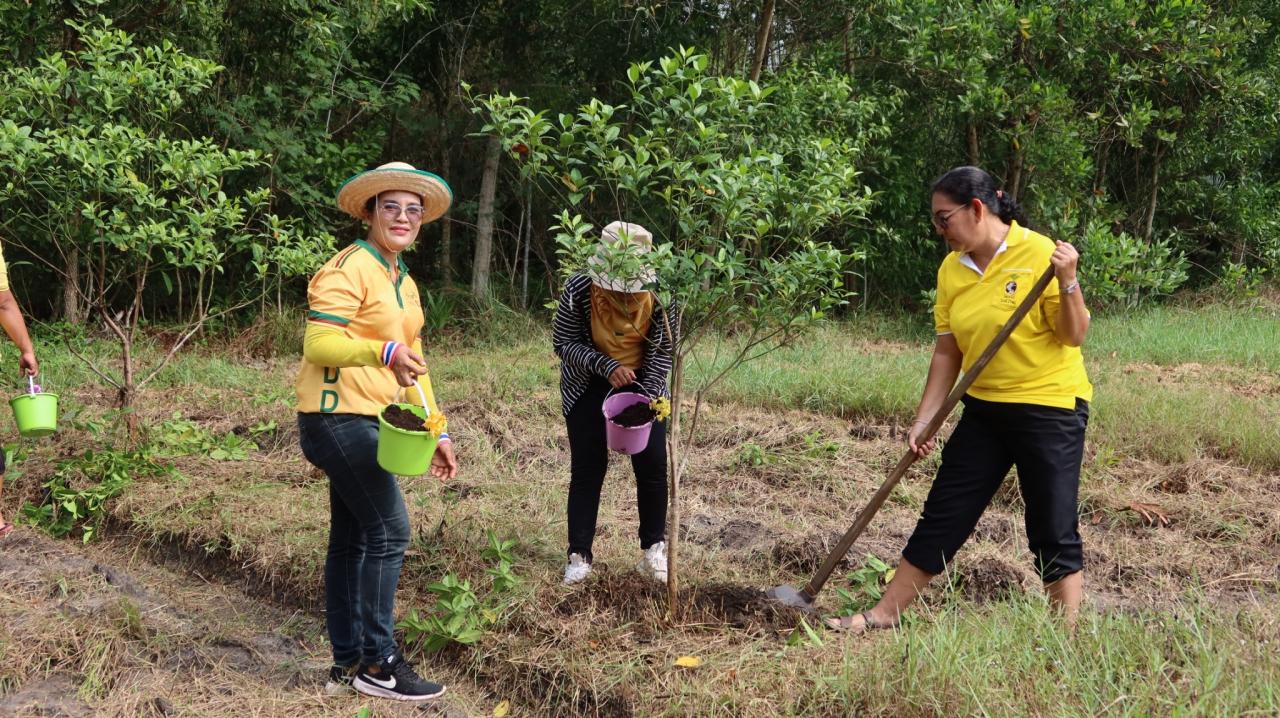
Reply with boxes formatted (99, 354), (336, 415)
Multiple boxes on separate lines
(674, 655), (702, 668)
(1127, 501), (1171, 527)
(1091, 512), (1104, 525)
(884, 568), (896, 584)
(493, 699), (510, 717)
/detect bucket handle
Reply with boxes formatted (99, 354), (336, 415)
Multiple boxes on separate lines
(27, 375), (41, 395)
(393, 380), (431, 418)
(603, 385), (652, 403)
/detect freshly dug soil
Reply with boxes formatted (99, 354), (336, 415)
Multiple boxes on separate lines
(610, 401), (655, 427)
(553, 571), (805, 632)
(382, 404), (426, 431)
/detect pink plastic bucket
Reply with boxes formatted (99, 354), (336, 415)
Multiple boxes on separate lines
(603, 391), (653, 455)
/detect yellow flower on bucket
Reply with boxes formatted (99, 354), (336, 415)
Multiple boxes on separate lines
(423, 411), (448, 437)
(650, 397), (671, 422)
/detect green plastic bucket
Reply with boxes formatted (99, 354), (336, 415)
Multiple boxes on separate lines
(11, 377), (57, 438)
(377, 382), (438, 476)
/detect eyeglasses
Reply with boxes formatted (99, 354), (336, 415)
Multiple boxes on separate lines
(932, 204), (969, 230)
(378, 201), (424, 222)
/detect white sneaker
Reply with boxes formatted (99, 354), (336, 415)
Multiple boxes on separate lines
(563, 553), (592, 584)
(639, 541), (668, 583)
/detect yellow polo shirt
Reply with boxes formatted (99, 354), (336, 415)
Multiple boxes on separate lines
(295, 240), (444, 423)
(934, 221), (1092, 409)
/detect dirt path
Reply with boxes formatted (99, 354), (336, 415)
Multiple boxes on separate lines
(0, 527), (480, 717)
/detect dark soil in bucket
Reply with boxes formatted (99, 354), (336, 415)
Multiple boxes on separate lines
(382, 404), (426, 432)
(610, 401), (655, 427)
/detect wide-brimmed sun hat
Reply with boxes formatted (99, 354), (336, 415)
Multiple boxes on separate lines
(336, 161), (453, 223)
(586, 221), (657, 293)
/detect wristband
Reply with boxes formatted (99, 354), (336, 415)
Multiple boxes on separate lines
(382, 341), (403, 367)
(1063, 280), (1080, 295)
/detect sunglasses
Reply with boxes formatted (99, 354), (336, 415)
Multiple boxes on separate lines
(378, 201), (425, 222)
(931, 204), (970, 230)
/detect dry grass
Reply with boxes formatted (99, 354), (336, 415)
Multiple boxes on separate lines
(0, 529), (484, 717)
(3, 312), (1278, 715)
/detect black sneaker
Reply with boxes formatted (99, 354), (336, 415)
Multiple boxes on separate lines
(352, 652), (446, 702)
(324, 664), (356, 696)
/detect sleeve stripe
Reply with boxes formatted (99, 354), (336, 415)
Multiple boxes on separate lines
(308, 310), (351, 326)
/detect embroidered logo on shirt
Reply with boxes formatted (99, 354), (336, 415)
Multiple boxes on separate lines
(993, 270), (1024, 311)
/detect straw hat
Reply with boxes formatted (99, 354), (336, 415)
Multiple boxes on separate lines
(586, 221), (657, 293)
(336, 161), (453, 223)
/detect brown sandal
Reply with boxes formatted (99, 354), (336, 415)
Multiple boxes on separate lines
(825, 611), (896, 633)
(0, 522), (13, 540)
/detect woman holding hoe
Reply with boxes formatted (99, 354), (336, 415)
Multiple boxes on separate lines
(296, 162), (458, 702)
(0, 241), (40, 541)
(553, 221), (677, 585)
(829, 166), (1092, 632)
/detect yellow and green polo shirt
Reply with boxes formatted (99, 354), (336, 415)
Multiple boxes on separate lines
(0, 242), (10, 292)
(295, 240), (446, 429)
(934, 221), (1092, 409)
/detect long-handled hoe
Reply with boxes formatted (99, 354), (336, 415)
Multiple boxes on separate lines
(767, 265), (1057, 610)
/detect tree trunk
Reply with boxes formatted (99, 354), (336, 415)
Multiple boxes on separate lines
(665, 352), (684, 618)
(521, 184), (532, 309)
(1005, 144), (1023, 200)
(967, 122), (980, 166)
(749, 0), (776, 82)
(471, 134), (501, 300)
(440, 147), (453, 283)
(61, 246), (83, 324)
(1144, 146), (1163, 242)
(842, 10), (853, 75)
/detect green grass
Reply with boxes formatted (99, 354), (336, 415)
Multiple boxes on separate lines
(686, 300), (1280, 469)
(1089, 301), (1280, 371)
(823, 596), (1280, 717)
(690, 326), (929, 419)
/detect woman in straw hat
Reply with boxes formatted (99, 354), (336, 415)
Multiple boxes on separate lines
(296, 161), (456, 702)
(552, 221), (678, 585)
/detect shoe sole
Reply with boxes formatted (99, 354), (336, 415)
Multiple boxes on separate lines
(353, 678), (446, 702)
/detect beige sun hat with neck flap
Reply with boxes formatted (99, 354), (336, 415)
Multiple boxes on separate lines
(336, 161), (453, 223)
(586, 221), (657, 293)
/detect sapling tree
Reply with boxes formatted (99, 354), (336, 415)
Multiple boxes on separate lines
(0, 19), (331, 417)
(474, 48), (882, 613)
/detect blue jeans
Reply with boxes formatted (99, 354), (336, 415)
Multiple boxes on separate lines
(298, 412), (410, 667)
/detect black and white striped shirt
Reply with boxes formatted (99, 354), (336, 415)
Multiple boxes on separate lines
(552, 273), (678, 416)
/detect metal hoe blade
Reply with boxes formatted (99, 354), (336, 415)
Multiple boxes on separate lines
(764, 584), (815, 611)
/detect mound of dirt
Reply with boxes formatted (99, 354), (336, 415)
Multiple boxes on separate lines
(553, 570), (805, 632)
(953, 558), (1027, 603)
(770, 532), (854, 574)
(718, 519), (767, 550)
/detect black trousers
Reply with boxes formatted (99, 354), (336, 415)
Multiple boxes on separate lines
(902, 395), (1089, 583)
(566, 377), (667, 562)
